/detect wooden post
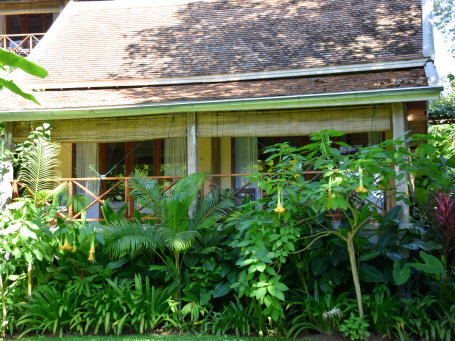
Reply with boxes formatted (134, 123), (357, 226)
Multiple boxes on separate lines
(125, 143), (134, 217)
(68, 180), (73, 219)
(1, 123), (14, 208)
(392, 103), (410, 226)
(187, 113), (198, 175)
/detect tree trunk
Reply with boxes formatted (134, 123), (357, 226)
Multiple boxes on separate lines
(347, 236), (364, 317)
(0, 274), (6, 337)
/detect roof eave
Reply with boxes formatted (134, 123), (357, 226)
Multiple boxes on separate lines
(0, 85), (443, 122)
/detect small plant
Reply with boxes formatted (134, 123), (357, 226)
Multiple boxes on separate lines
(339, 313), (370, 341)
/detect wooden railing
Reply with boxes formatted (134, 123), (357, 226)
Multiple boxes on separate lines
(10, 174), (267, 222)
(0, 33), (45, 57)
(11, 171), (386, 222)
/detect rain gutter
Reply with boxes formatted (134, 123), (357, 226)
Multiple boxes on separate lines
(0, 85), (443, 122)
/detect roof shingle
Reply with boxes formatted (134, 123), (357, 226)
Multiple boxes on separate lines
(6, 68), (428, 111)
(26, 0), (423, 86)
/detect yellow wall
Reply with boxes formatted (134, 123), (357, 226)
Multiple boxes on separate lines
(198, 137), (233, 190)
(56, 143), (72, 178)
(220, 137), (232, 188)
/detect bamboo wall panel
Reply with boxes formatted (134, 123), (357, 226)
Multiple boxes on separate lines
(197, 105), (391, 137)
(13, 114), (187, 143)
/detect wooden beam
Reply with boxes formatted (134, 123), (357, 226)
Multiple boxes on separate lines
(392, 103), (410, 225)
(187, 113), (198, 175)
(153, 139), (162, 176)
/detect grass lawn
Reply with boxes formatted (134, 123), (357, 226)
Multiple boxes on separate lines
(17, 335), (298, 341)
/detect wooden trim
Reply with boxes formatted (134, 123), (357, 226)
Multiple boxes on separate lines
(153, 139), (162, 176)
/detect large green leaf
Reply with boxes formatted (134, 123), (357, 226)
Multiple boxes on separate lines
(412, 251), (445, 274)
(0, 48), (48, 78)
(311, 256), (329, 275)
(393, 260), (411, 285)
(360, 263), (386, 283)
(0, 78), (39, 104)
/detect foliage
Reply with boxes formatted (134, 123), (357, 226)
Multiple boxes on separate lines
(339, 313), (370, 341)
(211, 295), (267, 336)
(0, 48), (47, 104)
(429, 93), (455, 125)
(2, 128), (455, 339)
(286, 290), (355, 337)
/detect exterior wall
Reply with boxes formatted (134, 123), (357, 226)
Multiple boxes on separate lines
(220, 137), (233, 188)
(407, 101), (428, 135)
(56, 142), (72, 178)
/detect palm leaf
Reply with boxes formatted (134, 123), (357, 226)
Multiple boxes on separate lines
(157, 227), (200, 252)
(18, 138), (61, 198)
(189, 189), (235, 230)
(163, 173), (205, 232)
(129, 174), (164, 216)
(102, 219), (161, 258)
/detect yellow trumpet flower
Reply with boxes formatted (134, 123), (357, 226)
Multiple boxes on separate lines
(59, 238), (72, 251)
(355, 184), (368, 193)
(274, 187), (285, 214)
(72, 245), (77, 253)
(355, 166), (368, 193)
(88, 237), (96, 262)
(274, 202), (285, 214)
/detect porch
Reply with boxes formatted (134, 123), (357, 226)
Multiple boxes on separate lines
(2, 101), (427, 224)
(0, 33), (44, 57)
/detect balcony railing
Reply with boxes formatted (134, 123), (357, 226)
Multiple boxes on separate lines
(0, 33), (45, 57)
(10, 173), (282, 222)
(11, 171), (386, 223)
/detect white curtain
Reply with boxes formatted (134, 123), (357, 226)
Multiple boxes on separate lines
(163, 137), (187, 176)
(75, 143), (99, 220)
(234, 137), (258, 188)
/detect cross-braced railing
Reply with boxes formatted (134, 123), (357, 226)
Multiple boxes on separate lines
(0, 33), (45, 57)
(11, 171), (384, 222)
(10, 174), (265, 222)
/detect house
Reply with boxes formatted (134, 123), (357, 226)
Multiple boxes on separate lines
(0, 0), (443, 220)
(0, 0), (67, 56)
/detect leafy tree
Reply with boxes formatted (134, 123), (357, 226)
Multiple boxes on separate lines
(429, 74), (455, 124)
(434, 0), (455, 55)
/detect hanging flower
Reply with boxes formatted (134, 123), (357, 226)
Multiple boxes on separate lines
(72, 245), (77, 253)
(88, 236), (96, 262)
(60, 238), (72, 251)
(274, 187), (285, 214)
(355, 184), (368, 193)
(355, 166), (368, 193)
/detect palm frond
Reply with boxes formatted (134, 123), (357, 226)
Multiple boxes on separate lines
(129, 173), (163, 215)
(18, 138), (61, 198)
(164, 173), (205, 231)
(157, 227), (200, 252)
(102, 219), (161, 258)
(189, 189), (235, 230)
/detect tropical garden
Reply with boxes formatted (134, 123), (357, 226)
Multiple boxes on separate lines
(1, 37), (455, 341)
(0, 115), (454, 340)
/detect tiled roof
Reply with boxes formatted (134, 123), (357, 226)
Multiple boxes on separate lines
(4, 68), (428, 111)
(25, 0), (423, 86)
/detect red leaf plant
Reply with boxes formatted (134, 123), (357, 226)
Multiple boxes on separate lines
(432, 191), (455, 268)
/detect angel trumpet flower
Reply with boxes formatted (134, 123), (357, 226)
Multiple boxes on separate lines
(273, 187), (285, 214)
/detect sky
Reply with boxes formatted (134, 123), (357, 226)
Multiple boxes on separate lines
(433, 27), (455, 91)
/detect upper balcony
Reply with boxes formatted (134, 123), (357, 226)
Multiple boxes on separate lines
(0, 33), (45, 57)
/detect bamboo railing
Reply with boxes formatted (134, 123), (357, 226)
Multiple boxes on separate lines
(0, 33), (45, 57)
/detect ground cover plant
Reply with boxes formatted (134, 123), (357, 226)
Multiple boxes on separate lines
(0, 125), (454, 340)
